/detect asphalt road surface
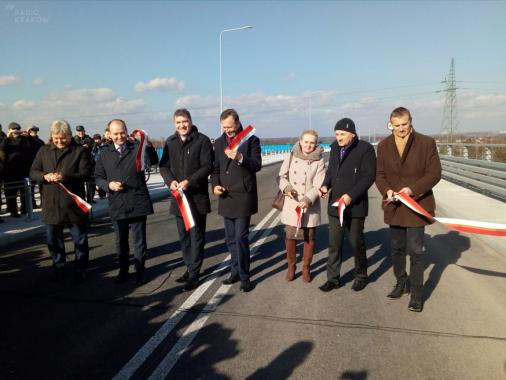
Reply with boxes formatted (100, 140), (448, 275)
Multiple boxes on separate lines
(1, 162), (505, 379)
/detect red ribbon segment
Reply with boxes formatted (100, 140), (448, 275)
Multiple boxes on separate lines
(132, 129), (148, 172)
(58, 183), (92, 213)
(394, 192), (506, 237)
(295, 206), (304, 237)
(331, 197), (346, 226)
(171, 188), (195, 231)
(226, 125), (255, 152)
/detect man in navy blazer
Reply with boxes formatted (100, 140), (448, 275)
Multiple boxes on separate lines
(95, 119), (158, 285)
(211, 109), (261, 292)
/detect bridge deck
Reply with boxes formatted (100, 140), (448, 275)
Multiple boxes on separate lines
(1, 162), (505, 379)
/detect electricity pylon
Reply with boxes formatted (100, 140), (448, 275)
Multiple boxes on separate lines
(439, 58), (458, 143)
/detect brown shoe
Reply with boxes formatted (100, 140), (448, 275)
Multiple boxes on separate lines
(302, 240), (315, 283)
(285, 238), (297, 281)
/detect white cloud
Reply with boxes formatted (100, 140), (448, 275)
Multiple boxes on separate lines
(281, 72), (296, 81)
(12, 99), (35, 110)
(0, 75), (21, 86)
(135, 77), (185, 93)
(33, 77), (46, 86)
(0, 102), (6, 110)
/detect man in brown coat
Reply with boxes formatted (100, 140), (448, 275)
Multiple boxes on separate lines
(376, 107), (441, 312)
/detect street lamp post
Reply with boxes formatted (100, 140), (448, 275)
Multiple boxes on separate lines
(219, 25), (253, 113)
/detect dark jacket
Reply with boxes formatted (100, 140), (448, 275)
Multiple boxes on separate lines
(159, 125), (213, 216)
(94, 140), (158, 221)
(0, 135), (35, 180)
(30, 142), (91, 225)
(322, 138), (376, 218)
(73, 134), (94, 151)
(376, 131), (442, 227)
(210, 128), (262, 218)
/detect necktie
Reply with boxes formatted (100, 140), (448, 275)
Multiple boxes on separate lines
(117, 145), (125, 158)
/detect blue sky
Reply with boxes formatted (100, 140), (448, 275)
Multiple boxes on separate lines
(1, 1), (505, 140)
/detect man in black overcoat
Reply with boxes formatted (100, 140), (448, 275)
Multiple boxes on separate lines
(211, 109), (261, 292)
(319, 118), (376, 292)
(30, 120), (91, 283)
(94, 119), (159, 285)
(159, 109), (213, 291)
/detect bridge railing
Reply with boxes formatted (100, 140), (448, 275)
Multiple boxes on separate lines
(439, 155), (506, 201)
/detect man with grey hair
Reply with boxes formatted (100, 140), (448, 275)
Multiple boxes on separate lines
(30, 120), (91, 284)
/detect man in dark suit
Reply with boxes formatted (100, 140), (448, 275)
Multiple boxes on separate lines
(211, 109), (262, 292)
(319, 118), (376, 293)
(95, 119), (159, 285)
(159, 108), (213, 291)
(376, 107), (441, 312)
(30, 120), (90, 283)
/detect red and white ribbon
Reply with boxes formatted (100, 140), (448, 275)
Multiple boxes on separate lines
(331, 196), (346, 226)
(394, 192), (506, 237)
(226, 125), (255, 152)
(171, 188), (195, 231)
(295, 206), (304, 237)
(132, 129), (148, 172)
(58, 183), (92, 213)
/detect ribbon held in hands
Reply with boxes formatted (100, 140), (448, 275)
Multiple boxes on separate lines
(132, 129), (148, 172)
(226, 125), (255, 152)
(58, 183), (92, 213)
(295, 206), (304, 238)
(331, 197), (346, 227)
(171, 188), (195, 231)
(394, 192), (506, 237)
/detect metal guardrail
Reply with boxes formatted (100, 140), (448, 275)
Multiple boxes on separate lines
(440, 155), (506, 200)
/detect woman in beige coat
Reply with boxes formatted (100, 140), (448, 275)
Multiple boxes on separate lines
(278, 130), (326, 282)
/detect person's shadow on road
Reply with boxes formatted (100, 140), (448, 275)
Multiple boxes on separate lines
(423, 230), (471, 302)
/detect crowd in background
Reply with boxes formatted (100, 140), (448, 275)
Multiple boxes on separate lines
(0, 122), (112, 222)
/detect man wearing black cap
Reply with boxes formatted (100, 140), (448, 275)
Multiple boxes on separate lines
(74, 125), (95, 202)
(27, 126), (45, 208)
(0, 122), (34, 217)
(319, 118), (376, 292)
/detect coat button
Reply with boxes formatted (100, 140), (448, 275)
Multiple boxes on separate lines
(294, 171), (296, 174)
(226, 171), (229, 174)
(302, 183), (305, 186)
(294, 182), (297, 185)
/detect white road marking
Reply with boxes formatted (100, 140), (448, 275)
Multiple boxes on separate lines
(148, 213), (282, 379)
(113, 208), (278, 380)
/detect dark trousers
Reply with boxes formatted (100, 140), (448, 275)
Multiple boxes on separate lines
(327, 215), (367, 283)
(175, 213), (207, 279)
(390, 226), (425, 292)
(46, 223), (89, 272)
(112, 216), (147, 273)
(224, 216), (251, 281)
(5, 181), (26, 214)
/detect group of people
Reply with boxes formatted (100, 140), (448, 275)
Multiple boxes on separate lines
(15, 105), (441, 313)
(0, 122), (112, 223)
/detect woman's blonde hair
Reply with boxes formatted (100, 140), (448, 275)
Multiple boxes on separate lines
(299, 129), (319, 142)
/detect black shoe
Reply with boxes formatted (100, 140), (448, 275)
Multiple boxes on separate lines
(183, 278), (199, 291)
(115, 270), (130, 284)
(408, 296), (423, 312)
(135, 271), (147, 286)
(73, 271), (87, 285)
(222, 275), (239, 285)
(10, 212), (21, 218)
(387, 278), (409, 299)
(240, 280), (255, 292)
(319, 280), (341, 292)
(0, 217), (4, 223)
(351, 278), (367, 291)
(175, 271), (189, 283)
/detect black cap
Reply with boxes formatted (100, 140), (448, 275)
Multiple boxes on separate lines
(334, 118), (356, 134)
(8, 122), (21, 130)
(29, 126), (39, 132)
(92, 133), (101, 140)
(76, 125), (85, 132)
